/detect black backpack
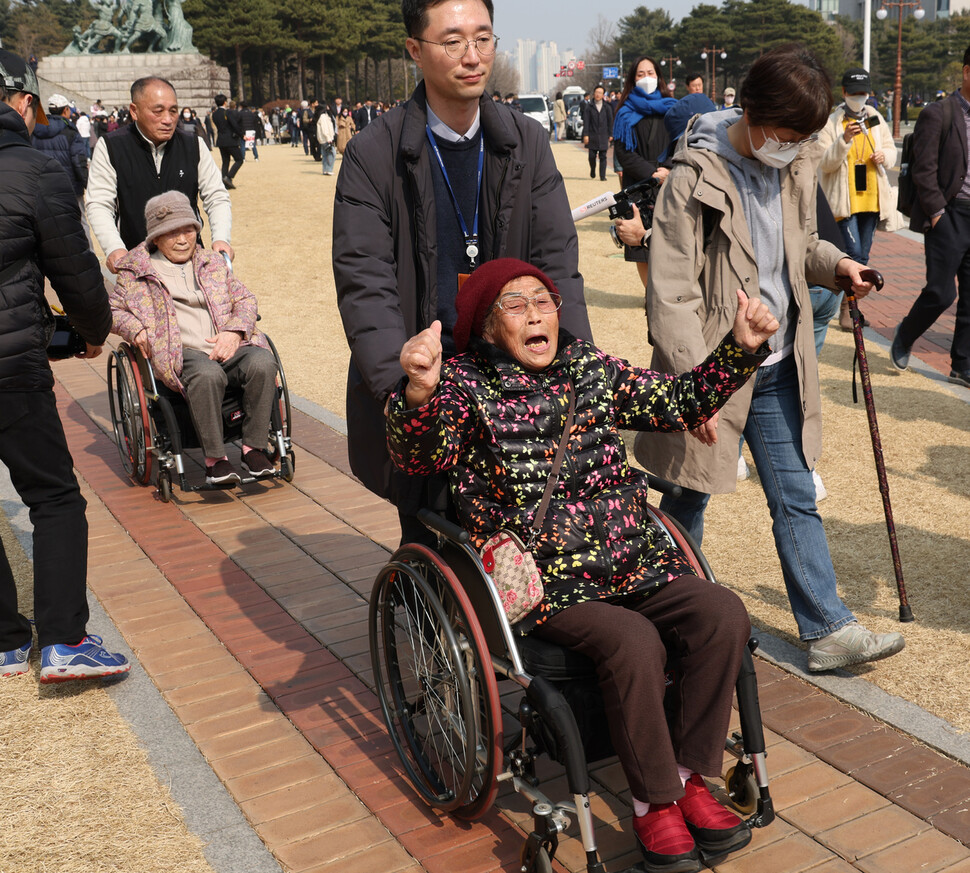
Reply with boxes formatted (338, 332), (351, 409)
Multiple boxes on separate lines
(897, 98), (954, 218)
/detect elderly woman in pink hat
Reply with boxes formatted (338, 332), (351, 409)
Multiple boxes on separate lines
(109, 190), (277, 486)
(386, 257), (779, 873)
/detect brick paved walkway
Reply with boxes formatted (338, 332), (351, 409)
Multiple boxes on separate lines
(44, 228), (970, 873)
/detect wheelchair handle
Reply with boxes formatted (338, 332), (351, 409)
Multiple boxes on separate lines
(416, 508), (470, 545)
(646, 473), (682, 499)
(834, 268), (883, 295)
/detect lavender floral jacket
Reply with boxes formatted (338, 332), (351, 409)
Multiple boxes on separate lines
(110, 243), (267, 392)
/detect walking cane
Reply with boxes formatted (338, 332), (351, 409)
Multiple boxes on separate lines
(835, 269), (914, 622)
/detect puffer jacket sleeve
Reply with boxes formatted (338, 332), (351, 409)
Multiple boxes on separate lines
(386, 373), (480, 477)
(108, 269), (146, 342)
(222, 269), (257, 339)
(600, 333), (767, 433)
(34, 156), (110, 346)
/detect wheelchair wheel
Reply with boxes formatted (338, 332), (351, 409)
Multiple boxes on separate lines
(521, 843), (553, 873)
(157, 469), (173, 503)
(370, 544), (502, 820)
(280, 453), (295, 482)
(725, 763), (759, 815)
(107, 346), (153, 485)
(265, 335), (292, 439)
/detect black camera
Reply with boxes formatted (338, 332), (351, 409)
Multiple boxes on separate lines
(607, 178), (661, 248)
(47, 314), (86, 360)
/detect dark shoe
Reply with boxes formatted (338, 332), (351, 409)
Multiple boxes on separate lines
(948, 369), (970, 388)
(677, 774), (751, 863)
(590, 170), (595, 179)
(205, 459), (241, 486)
(890, 325), (911, 371)
(633, 803), (701, 873)
(241, 448), (275, 479)
(222, 175), (236, 190)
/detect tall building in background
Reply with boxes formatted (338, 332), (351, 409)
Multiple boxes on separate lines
(513, 39), (577, 94)
(515, 38), (537, 92)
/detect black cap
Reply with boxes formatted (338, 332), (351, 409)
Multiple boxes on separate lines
(658, 93), (718, 163)
(842, 68), (871, 94)
(0, 49), (47, 124)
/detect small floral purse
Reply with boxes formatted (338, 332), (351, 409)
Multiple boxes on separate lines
(479, 384), (575, 624)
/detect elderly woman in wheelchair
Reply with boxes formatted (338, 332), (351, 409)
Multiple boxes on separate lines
(386, 258), (779, 873)
(109, 191), (279, 487)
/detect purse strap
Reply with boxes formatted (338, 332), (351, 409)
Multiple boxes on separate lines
(530, 381), (575, 540)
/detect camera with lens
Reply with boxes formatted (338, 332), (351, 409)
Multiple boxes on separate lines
(47, 313), (86, 360)
(608, 177), (661, 248)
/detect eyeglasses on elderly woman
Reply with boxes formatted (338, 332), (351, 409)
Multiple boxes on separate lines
(492, 291), (563, 317)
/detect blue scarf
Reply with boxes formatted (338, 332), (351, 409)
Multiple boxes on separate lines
(613, 88), (678, 152)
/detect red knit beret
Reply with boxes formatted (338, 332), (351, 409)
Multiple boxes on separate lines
(452, 258), (560, 353)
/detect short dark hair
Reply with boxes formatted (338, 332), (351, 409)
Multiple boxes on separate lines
(131, 76), (176, 103)
(214, 93), (227, 106)
(686, 72), (703, 85)
(964, 43), (970, 67)
(401, 0), (494, 37)
(738, 44), (832, 135)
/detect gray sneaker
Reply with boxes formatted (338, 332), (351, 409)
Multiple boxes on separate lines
(807, 622), (905, 673)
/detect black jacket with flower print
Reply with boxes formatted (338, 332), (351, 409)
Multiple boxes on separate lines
(386, 330), (766, 634)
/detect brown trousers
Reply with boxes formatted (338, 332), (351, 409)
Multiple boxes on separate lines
(531, 576), (750, 803)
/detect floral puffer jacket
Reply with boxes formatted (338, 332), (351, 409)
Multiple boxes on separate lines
(110, 243), (268, 392)
(387, 330), (767, 634)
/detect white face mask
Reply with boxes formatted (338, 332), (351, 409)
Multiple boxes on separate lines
(748, 126), (799, 169)
(844, 94), (868, 114)
(636, 76), (658, 95)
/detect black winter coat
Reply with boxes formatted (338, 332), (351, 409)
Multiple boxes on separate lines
(614, 114), (669, 185)
(333, 81), (592, 508)
(582, 101), (614, 151)
(0, 104), (110, 392)
(31, 116), (89, 196)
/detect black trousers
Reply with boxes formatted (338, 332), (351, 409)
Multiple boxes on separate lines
(588, 148), (608, 180)
(531, 576), (750, 803)
(0, 391), (89, 651)
(219, 144), (244, 180)
(898, 199), (970, 372)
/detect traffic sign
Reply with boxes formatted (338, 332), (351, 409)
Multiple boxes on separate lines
(603, 67), (619, 79)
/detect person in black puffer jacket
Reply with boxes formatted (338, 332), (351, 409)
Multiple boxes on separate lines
(0, 50), (130, 685)
(31, 94), (91, 241)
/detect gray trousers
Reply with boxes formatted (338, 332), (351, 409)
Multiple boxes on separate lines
(180, 345), (277, 458)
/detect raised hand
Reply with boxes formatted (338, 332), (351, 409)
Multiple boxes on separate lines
(732, 289), (779, 353)
(400, 320), (443, 408)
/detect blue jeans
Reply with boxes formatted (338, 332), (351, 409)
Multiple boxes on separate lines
(321, 143), (335, 174)
(659, 354), (856, 640)
(809, 286), (843, 357)
(837, 211), (879, 265)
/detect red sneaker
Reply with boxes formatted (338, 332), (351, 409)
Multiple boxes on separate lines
(632, 802), (701, 873)
(677, 774), (751, 862)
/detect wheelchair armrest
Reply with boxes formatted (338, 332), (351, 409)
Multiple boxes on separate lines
(646, 473), (682, 499)
(417, 508), (470, 545)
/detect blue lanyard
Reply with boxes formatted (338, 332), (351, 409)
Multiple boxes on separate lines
(426, 125), (484, 268)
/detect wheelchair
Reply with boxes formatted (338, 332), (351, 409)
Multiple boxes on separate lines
(369, 493), (775, 873)
(106, 336), (295, 502)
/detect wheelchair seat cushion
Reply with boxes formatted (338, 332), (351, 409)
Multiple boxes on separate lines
(518, 634), (598, 682)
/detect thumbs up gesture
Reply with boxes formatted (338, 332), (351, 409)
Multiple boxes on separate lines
(400, 321), (443, 408)
(732, 289), (779, 353)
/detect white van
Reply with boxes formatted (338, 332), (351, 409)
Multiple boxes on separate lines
(517, 94), (552, 135)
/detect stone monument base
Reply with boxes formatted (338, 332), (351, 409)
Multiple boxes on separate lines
(38, 52), (231, 112)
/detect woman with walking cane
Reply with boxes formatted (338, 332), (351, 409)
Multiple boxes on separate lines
(633, 44), (906, 673)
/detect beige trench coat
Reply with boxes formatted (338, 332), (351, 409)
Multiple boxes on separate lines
(634, 122), (845, 494)
(817, 104), (897, 224)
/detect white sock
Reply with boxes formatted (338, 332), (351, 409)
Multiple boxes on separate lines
(633, 767), (692, 818)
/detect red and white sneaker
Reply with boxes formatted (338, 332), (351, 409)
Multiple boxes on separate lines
(632, 802), (701, 873)
(677, 774), (751, 862)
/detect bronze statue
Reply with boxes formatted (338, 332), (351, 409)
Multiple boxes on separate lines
(56, 0), (197, 55)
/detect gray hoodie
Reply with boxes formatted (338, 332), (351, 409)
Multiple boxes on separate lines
(686, 110), (796, 354)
